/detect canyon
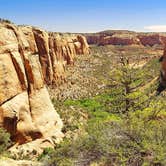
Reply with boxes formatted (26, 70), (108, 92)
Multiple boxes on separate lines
(1, 1), (165, 165)
(0, 24), (164, 147)
(0, 22), (165, 164)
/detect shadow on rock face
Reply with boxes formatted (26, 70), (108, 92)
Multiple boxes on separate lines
(156, 83), (166, 95)
(156, 70), (166, 95)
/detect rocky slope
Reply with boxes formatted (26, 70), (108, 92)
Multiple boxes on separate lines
(0, 22), (89, 152)
(84, 30), (166, 46)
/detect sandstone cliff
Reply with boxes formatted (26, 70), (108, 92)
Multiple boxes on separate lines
(0, 22), (89, 150)
(84, 30), (166, 46)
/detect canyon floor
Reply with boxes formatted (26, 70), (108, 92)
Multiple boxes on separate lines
(49, 44), (163, 100)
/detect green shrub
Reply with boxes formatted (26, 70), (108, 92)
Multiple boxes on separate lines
(63, 96), (121, 125)
(40, 104), (166, 165)
(0, 18), (12, 24)
(0, 127), (11, 156)
(39, 140), (74, 166)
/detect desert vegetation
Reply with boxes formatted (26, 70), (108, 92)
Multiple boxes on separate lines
(38, 45), (166, 166)
(0, 18), (12, 24)
(0, 128), (11, 156)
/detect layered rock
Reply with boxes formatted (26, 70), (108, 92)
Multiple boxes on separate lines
(98, 36), (140, 46)
(0, 22), (89, 149)
(84, 30), (166, 47)
(137, 34), (161, 46)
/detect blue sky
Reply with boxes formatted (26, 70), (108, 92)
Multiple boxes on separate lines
(0, 0), (166, 32)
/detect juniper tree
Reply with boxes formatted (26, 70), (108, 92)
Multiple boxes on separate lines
(108, 56), (149, 114)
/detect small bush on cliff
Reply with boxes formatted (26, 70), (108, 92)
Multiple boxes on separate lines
(0, 127), (11, 156)
(0, 18), (12, 24)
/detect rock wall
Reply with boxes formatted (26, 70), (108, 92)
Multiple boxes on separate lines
(0, 23), (89, 146)
(85, 31), (166, 46)
(98, 36), (140, 46)
(157, 44), (166, 94)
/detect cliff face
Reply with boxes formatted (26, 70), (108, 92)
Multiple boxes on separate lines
(85, 31), (166, 46)
(0, 23), (89, 146)
(157, 45), (166, 94)
(98, 36), (140, 46)
(137, 34), (163, 46)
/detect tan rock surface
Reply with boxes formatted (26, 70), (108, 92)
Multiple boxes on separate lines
(0, 22), (89, 151)
(0, 158), (42, 166)
(0, 53), (22, 105)
(29, 87), (63, 138)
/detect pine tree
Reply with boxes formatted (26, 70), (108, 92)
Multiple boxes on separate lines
(109, 56), (149, 114)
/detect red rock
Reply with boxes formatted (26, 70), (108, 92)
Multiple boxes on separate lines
(137, 34), (161, 46)
(85, 31), (166, 47)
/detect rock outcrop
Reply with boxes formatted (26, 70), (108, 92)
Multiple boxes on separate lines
(157, 44), (166, 94)
(84, 30), (166, 47)
(0, 22), (89, 150)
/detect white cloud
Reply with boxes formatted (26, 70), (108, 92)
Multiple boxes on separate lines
(144, 25), (166, 32)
